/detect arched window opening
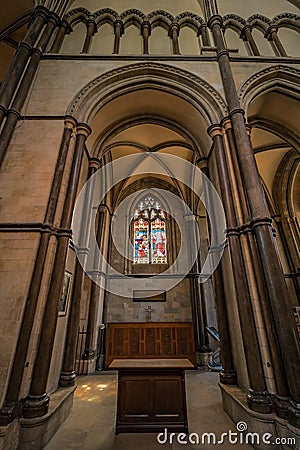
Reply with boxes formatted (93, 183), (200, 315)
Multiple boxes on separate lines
(133, 196), (167, 264)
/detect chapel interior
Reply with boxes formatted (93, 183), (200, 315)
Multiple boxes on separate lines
(0, 0), (299, 449)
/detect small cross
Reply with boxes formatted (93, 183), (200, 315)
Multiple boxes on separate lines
(145, 305), (153, 322)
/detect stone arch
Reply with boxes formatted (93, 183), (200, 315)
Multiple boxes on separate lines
(238, 64), (300, 112)
(67, 62), (227, 126)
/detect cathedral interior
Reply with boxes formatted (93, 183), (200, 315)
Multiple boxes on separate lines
(0, 0), (299, 449)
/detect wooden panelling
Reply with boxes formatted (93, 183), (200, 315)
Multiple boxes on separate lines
(106, 322), (195, 367)
(116, 369), (188, 433)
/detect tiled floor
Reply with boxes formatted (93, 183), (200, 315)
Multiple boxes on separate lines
(45, 370), (252, 449)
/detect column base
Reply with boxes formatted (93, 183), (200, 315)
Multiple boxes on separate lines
(82, 350), (95, 360)
(0, 400), (21, 426)
(288, 400), (300, 429)
(220, 383), (300, 450)
(22, 394), (49, 419)
(59, 371), (76, 388)
(247, 389), (273, 414)
(95, 354), (105, 371)
(274, 395), (290, 420)
(219, 369), (237, 385)
(19, 386), (75, 450)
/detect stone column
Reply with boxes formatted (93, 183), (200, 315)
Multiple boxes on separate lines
(222, 117), (291, 415)
(59, 157), (101, 382)
(23, 123), (91, 419)
(0, 6), (48, 126)
(0, 13), (60, 167)
(83, 206), (105, 360)
(169, 23), (180, 55)
(113, 20), (123, 54)
(265, 26), (287, 57)
(142, 21), (151, 54)
(209, 126), (272, 411)
(198, 24), (210, 47)
(82, 19), (97, 54)
(184, 214), (206, 355)
(240, 25), (260, 56)
(208, 13), (300, 426)
(49, 19), (70, 53)
(0, 117), (76, 425)
(198, 159), (236, 384)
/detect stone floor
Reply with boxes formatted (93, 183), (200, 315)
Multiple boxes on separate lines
(45, 369), (252, 450)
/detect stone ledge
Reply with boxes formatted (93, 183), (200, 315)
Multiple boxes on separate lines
(220, 383), (300, 450)
(18, 386), (75, 450)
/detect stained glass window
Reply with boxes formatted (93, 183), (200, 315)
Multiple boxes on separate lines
(134, 218), (150, 264)
(133, 196), (167, 264)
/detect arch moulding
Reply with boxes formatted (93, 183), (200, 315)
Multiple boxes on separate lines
(238, 64), (300, 110)
(66, 62), (227, 125)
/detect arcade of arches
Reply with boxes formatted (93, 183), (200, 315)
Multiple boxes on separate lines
(0, 0), (299, 449)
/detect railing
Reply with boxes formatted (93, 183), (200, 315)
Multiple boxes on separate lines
(75, 326), (90, 375)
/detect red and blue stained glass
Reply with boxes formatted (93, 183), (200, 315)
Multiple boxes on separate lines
(133, 197), (167, 264)
(134, 218), (150, 264)
(151, 218), (167, 264)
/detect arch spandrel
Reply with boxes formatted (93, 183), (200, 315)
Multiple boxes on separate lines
(66, 62), (227, 159)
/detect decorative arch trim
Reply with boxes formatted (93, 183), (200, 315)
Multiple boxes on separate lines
(238, 65), (300, 109)
(66, 62), (227, 124)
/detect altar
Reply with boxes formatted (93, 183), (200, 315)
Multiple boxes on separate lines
(105, 322), (196, 433)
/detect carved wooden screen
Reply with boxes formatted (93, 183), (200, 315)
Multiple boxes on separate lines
(106, 322), (196, 367)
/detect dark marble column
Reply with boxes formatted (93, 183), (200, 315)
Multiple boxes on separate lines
(241, 25), (260, 56)
(198, 24), (210, 47)
(49, 19), (70, 53)
(209, 126), (272, 411)
(59, 158), (101, 384)
(0, 117), (76, 425)
(113, 20), (123, 54)
(82, 19), (97, 54)
(22, 123), (91, 419)
(169, 23), (180, 55)
(198, 160), (236, 384)
(0, 13), (60, 167)
(0, 6), (48, 126)
(222, 118), (290, 416)
(208, 14), (300, 425)
(266, 26), (287, 57)
(83, 206), (105, 360)
(142, 21), (151, 55)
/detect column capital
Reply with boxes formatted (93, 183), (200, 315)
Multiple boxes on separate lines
(168, 22), (180, 37)
(76, 123), (92, 138)
(265, 25), (278, 40)
(87, 18), (97, 35)
(114, 19), (124, 35)
(195, 157), (208, 171)
(30, 5), (49, 24)
(197, 23), (207, 36)
(220, 117), (232, 130)
(240, 24), (252, 40)
(48, 11), (61, 28)
(207, 14), (223, 30)
(245, 124), (252, 136)
(141, 20), (151, 35)
(207, 124), (223, 138)
(89, 157), (101, 171)
(64, 116), (77, 129)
